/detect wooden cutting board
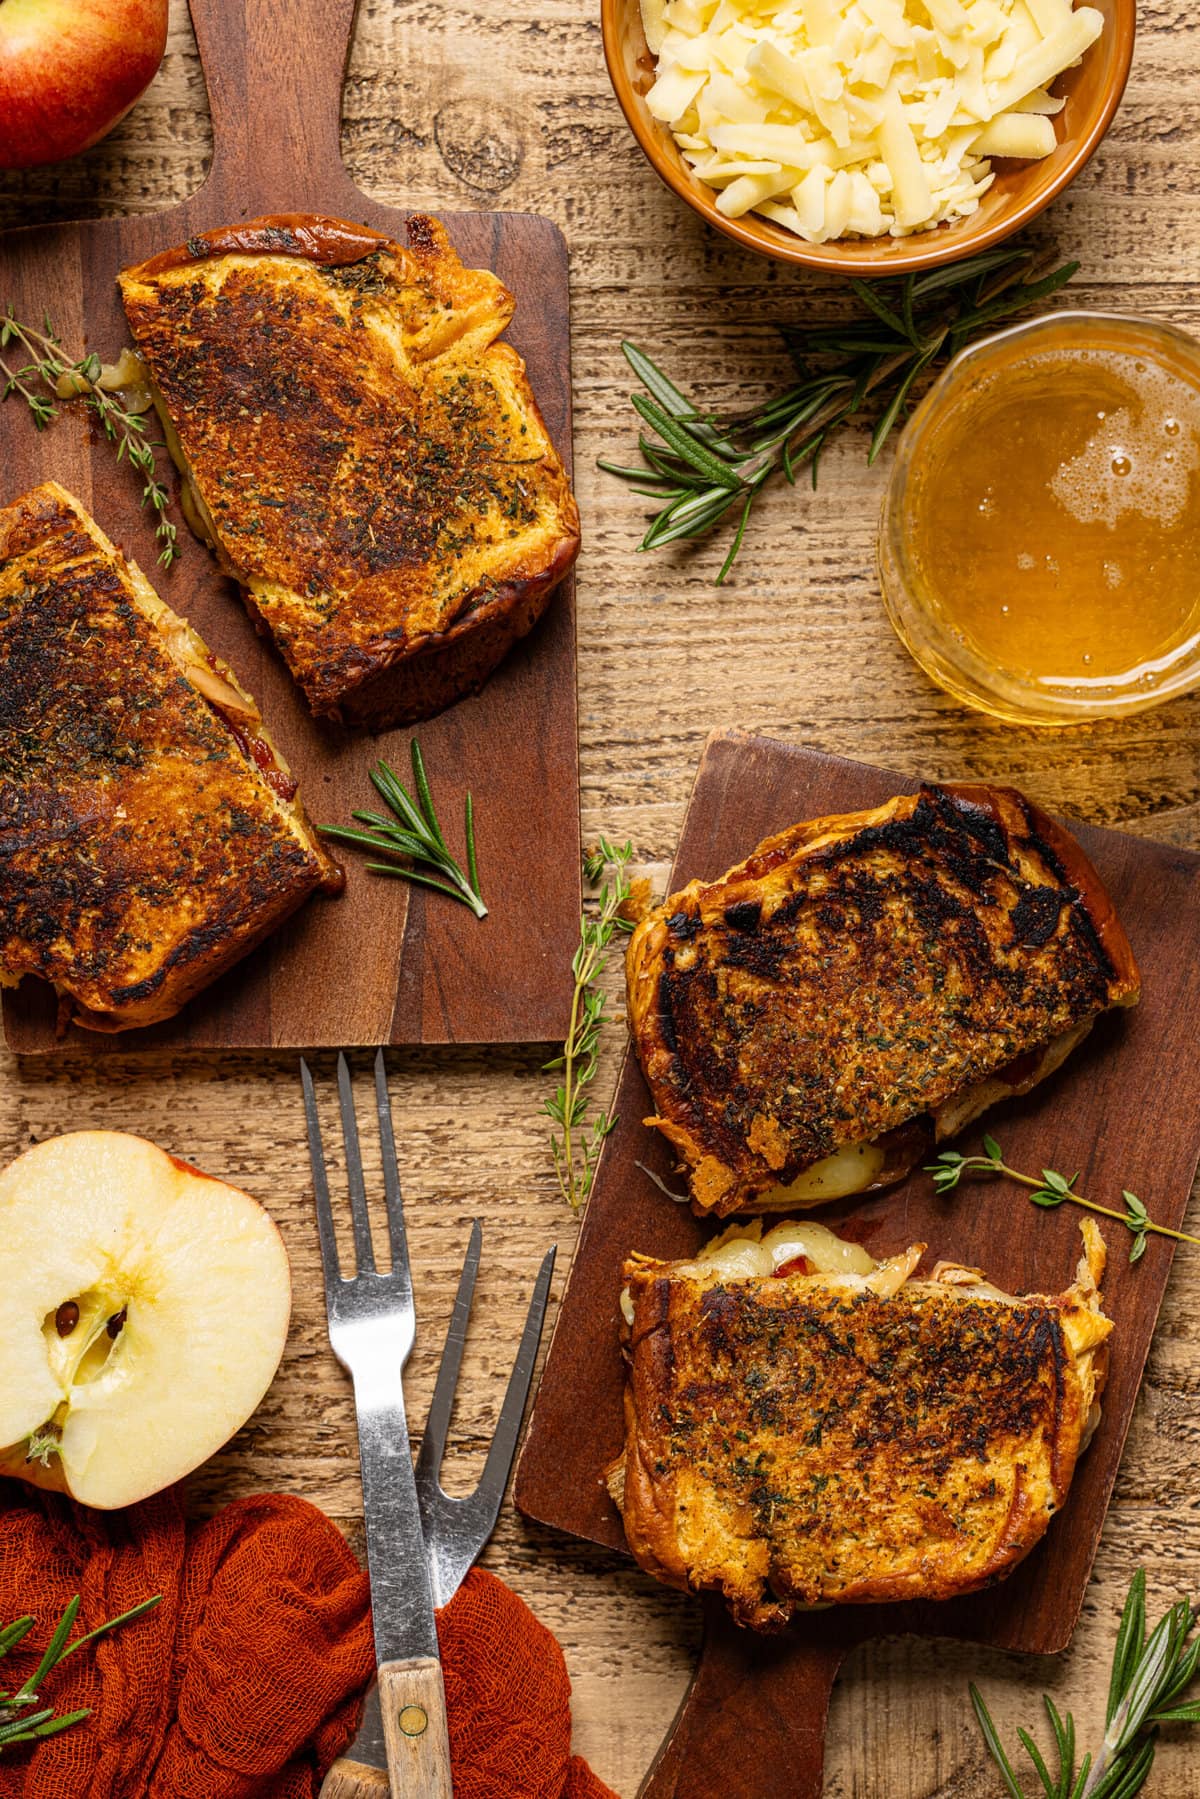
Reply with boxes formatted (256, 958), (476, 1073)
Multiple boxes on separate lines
(0, 0), (579, 1053)
(515, 729), (1200, 1798)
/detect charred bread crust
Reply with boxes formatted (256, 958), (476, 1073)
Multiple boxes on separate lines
(0, 482), (338, 1033)
(947, 783), (1140, 1004)
(333, 530), (579, 729)
(627, 783), (1141, 1217)
(612, 1246), (1109, 1628)
(118, 213), (580, 729)
(131, 214), (395, 275)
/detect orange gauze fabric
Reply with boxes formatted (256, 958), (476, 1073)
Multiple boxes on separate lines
(0, 1486), (617, 1799)
(437, 1568), (615, 1799)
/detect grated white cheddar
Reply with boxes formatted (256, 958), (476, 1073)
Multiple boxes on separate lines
(639, 0), (1103, 241)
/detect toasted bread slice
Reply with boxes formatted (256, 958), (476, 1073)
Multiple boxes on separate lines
(0, 482), (341, 1032)
(118, 213), (580, 729)
(627, 784), (1140, 1217)
(610, 1218), (1111, 1629)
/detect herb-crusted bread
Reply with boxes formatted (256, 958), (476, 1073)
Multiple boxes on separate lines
(626, 784), (1140, 1216)
(610, 1219), (1112, 1629)
(0, 482), (341, 1032)
(118, 213), (580, 729)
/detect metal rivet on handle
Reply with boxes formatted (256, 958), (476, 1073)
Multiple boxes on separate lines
(398, 1706), (428, 1738)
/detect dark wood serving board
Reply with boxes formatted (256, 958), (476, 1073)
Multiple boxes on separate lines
(0, 0), (580, 1053)
(515, 730), (1200, 1798)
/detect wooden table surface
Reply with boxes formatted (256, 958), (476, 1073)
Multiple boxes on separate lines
(2, 4), (1198, 1793)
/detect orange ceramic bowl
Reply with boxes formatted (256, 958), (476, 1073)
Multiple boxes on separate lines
(602, 0), (1135, 275)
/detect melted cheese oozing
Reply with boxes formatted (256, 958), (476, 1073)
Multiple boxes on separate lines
(619, 1219), (875, 1324)
(140, 369), (225, 555)
(639, 0), (1103, 241)
(755, 1140), (886, 1210)
(696, 1218), (878, 1279)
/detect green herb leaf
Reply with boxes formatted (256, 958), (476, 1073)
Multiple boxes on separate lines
(603, 244), (1080, 580)
(1109, 1573), (1148, 1725)
(0, 311), (180, 565)
(929, 1149), (1197, 1260)
(1043, 1695), (1074, 1799)
(972, 1571), (1200, 1799)
(546, 841), (639, 1211)
(970, 1684), (1028, 1798)
(630, 393), (743, 489)
(622, 341), (700, 423)
(1016, 1725), (1057, 1798)
(1151, 1700), (1200, 1722)
(322, 745), (486, 919)
(0, 1593), (158, 1758)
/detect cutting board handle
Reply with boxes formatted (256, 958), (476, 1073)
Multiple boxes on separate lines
(187, 0), (362, 207)
(639, 1599), (847, 1799)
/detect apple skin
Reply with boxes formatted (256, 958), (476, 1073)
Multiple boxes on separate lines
(0, 0), (168, 169)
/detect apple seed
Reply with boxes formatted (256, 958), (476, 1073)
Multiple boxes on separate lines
(55, 1301), (80, 1338)
(106, 1307), (127, 1340)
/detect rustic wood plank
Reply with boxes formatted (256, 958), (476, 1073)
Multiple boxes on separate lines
(2, 1), (1199, 1793)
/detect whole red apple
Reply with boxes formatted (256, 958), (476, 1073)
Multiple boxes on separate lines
(0, 0), (168, 169)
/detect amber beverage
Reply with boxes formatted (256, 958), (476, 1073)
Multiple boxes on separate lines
(878, 312), (1200, 724)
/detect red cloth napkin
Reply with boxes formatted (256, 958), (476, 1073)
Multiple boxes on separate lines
(0, 1485), (616, 1798)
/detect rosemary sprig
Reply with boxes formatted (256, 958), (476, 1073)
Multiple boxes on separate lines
(0, 1592), (160, 1754)
(544, 839), (636, 1211)
(0, 310), (179, 568)
(928, 1135), (1200, 1265)
(320, 740), (486, 918)
(971, 1570), (1200, 1798)
(600, 242), (1079, 582)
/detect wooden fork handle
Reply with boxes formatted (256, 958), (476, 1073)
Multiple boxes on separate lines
(319, 1758), (390, 1797)
(319, 1658), (453, 1798)
(380, 1656), (454, 1796)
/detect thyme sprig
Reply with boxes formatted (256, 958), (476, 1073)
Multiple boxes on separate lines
(0, 1593), (160, 1754)
(544, 839), (636, 1211)
(0, 310), (178, 568)
(600, 242), (1079, 582)
(321, 740), (486, 918)
(971, 1570), (1200, 1798)
(928, 1135), (1200, 1265)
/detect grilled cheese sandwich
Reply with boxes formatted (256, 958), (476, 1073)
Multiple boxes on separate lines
(627, 783), (1140, 1216)
(118, 213), (580, 728)
(611, 1218), (1111, 1628)
(0, 482), (340, 1032)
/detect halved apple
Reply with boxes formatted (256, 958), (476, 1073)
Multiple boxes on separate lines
(0, 1131), (291, 1510)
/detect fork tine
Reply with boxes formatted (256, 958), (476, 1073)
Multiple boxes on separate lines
(335, 1051), (376, 1276)
(473, 1244), (556, 1510)
(373, 1048), (414, 1294)
(415, 1220), (481, 1490)
(300, 1058), (343, 1293)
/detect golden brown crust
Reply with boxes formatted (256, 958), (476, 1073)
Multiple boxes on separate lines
(118, 213), (580, 728)
(627, 783), (1141, 1217)
(615, 1239), (1111, 1628)
(0, 482), (338, 1032)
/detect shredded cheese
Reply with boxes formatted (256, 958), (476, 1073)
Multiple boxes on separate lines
(640, 0), (1103, 241)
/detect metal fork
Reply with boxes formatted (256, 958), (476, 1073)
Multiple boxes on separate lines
(301, 1050), (555, 1799)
